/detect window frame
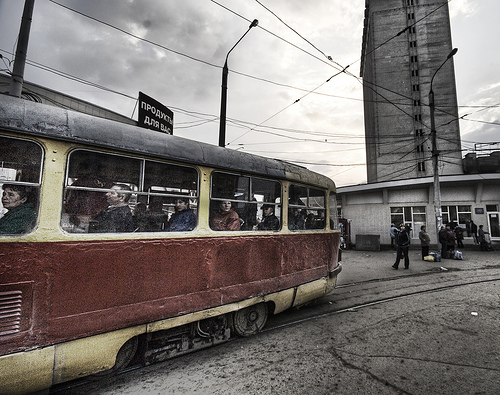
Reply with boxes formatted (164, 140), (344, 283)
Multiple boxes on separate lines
(62, 148), (199, 233)
(0, 135), (44, 236)
(209, 171), (282, 231)
(288, 183), (327, 231)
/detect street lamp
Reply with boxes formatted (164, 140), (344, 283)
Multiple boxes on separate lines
(429, 47), (458, 253)
(218, 19), (259, 148)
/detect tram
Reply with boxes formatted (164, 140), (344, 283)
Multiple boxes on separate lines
(0, 94), (341, 394)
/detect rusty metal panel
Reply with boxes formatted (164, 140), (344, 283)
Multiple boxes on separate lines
(0, 233), (339, 355)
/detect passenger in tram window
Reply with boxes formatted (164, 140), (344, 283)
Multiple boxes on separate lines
(133, 202), (148, 232)
(145, 200), (168, 231)
(305, 213), (316, 229)
(64, 165), (111, 228)
(166, 198), (197, 231)
(257, 204), (280, 231)
(88, 184), (135, 233)
(305, 211), (326, 229)
(239, 198), (257, 231)
(288, 207), (305, 230)
(0, 184), (37, 234)
(210, 200), (241, 231)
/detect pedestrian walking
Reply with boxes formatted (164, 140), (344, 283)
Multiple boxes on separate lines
(392, 224), (410, 270)
(418, 225), (431, 260)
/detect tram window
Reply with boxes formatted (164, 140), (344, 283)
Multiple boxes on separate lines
(62, 149), (198, 233)
(143, 161), (198, 232)
(0, 136), (42, 235)
(210, 172), (281, 231)
(63, 150), (140, 233)
(289, 184), (326, 230)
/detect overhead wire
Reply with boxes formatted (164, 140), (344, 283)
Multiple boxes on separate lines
(7, 1), (495, 175)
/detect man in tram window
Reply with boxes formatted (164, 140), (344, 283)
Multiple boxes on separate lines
(257, 204), (280, 231)
(89, 184), (134, 233)
(288, 207), (305, 230)
(166, 197), (197, 231)
(0, 184), (37, 234)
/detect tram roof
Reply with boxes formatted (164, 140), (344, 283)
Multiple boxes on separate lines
(0, 94), (335, 191)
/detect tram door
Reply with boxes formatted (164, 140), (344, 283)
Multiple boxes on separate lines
(487, 212), (499, 240)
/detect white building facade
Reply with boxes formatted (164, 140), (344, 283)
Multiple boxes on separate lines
(337, 174), (500, 248)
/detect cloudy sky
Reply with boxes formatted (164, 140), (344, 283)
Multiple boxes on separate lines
(0, 0), (498, 187)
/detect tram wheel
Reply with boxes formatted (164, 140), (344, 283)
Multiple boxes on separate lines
(92, 336), (139, 377)
(232, 303), (268, 337)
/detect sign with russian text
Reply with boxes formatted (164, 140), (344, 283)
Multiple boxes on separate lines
(138, 91), (173, 134)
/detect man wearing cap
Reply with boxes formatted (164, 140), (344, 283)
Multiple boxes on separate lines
(257, 204), (280, 231)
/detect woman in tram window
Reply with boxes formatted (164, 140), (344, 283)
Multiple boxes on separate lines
(210, 200), (241, 231)
(0, 184), (37, 234)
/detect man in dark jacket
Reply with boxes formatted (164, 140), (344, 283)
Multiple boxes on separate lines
(418, 225), (431, 260)
(89, 184), (134, 233)
(392, 224), (410, 269)
(439, 225), (448, 259)
(257, 204), (280, 231)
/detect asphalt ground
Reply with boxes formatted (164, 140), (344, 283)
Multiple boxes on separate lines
(337, 244), (499, 286)
(52, 245), (500, 395)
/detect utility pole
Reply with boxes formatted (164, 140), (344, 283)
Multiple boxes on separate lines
(429, 48), (458, 253)
(9, 0), (35, 98)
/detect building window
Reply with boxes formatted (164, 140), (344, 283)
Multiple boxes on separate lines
(410, 41), (417, 48)
(411, 55), (418, 63)
(414, 114), (422, 121)
(412, 84), (420, 92)
(412, 69), (419, 77)
(417, 161), (426, 171)
(486, 204), (498, 212)
(441, 205), (472, 227)
(391, 206), (426, 237)
(407, 12), (415, 20)
(413, 99), (421, 107)
(415, 129), (423, 136)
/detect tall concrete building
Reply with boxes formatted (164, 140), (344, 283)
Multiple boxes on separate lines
(360, 0), (463, 183)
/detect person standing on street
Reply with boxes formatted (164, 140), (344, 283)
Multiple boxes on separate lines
(439, 225), (448, 259)
(470, 220), (478, 245)
(418, 225), (431, 260)
(392, 224), (410, 270)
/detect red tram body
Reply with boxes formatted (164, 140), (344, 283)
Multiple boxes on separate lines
(0, 95), (341, 394)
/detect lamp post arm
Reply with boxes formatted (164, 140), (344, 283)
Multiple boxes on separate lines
(218, 19), (258, 147)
